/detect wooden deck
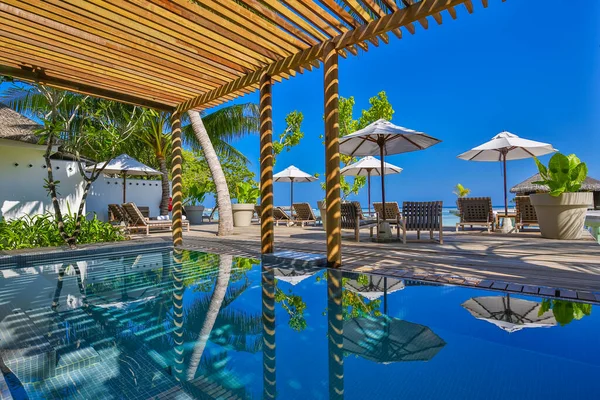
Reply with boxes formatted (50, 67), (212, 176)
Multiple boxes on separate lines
(153, 223), (600, 296)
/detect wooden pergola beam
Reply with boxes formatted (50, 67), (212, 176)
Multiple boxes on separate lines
(177, 0), (470, 112)
(0, 65), (173, 111)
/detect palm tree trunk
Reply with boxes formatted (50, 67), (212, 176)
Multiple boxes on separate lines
(158, 156), (170, 215)
(186, 254), (232, 380)
(187, 111), (233, 235)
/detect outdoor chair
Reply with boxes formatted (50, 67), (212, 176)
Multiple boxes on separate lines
(373, 202), (402, 238)
(341, 202), (378, 242)
(292, 203), (318, 227)
(401, 201), (444, 244)
(122, 202), (189, 235)
(456, 197), (495, 232)
(515, 196), (538, 232)
(108, 204), (129, 225)
(203, 205), (218, 223)
(273, 207), (293, 226)
(254, 204), (262, 223)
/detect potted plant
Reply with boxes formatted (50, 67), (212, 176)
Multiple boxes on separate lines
(232, 180), (260, 227)
(317, 199), (327, 231)
(183, 182), (208, 225)
(530, 153), (592, 239)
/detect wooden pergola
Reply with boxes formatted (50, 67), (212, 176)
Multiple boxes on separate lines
(0, 0), (499, 267)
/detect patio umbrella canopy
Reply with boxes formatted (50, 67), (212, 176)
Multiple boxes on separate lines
(343, 315), (446, 363)
(344, 275), (405, 301)
(273, 264), (322, 286)
(339, 119), (441, 220)
(341, 156), (402, 216)
(273, 165), (317, 214)
(461, 295), (557, 333)
(457, 131), (556, 217)
(87, 153), (163, 203)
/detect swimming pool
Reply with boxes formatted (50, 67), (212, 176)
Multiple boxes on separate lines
(0, 247), (599, 399)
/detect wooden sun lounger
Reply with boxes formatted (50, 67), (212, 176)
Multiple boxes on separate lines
(108, 204), (128, 225)
(341, 202), (378, 242)
(122, 202), (189, 235)
(273, 207), (293, 226)
(292, 203), (317, 227)
(515, 196), (538, 232)
(401, 201), (443, 244)
(203, 205), (218, 223)
(456, 197), (495, 232)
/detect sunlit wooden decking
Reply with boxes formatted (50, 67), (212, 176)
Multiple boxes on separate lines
(162, 223), (600, 295)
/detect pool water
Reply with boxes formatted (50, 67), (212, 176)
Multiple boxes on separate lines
(0, 248), (599, 399)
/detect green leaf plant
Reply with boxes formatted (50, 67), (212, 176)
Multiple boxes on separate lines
(233, 181), (260, 204)
(533, 153), (588, 197)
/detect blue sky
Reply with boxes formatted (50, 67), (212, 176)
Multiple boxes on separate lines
(210, 0), (599, 208)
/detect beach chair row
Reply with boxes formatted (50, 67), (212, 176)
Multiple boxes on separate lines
(455, 196), (538, 232)
(109, 203), (190, 235)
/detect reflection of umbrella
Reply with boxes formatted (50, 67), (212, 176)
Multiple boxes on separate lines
(461, 295), (556, 333)
(87, 153), (163, 203)
(341, 156), (402, 217)
(344, 275), (404, 301)
(339, 119), (441, 220)
(343, 315), (445, 363)
(273, 165), (317, 214)
(458, 131), (556, 216)
(273, 265), (321, 286)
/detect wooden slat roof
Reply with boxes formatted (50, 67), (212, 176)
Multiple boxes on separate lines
(0, 0), (497, 112)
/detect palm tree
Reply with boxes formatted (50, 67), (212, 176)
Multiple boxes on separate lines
(453, 183), (471, 198)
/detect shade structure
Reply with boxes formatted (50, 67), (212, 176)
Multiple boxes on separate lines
(457, 131), (556, 216)
(87, 153), (162, 203)
(273, 165), (317, 214)
(339, 119), (441, 219)
(343, 315), (446, 363)
(273, 264), (321, 286)
(341, 156), (402, 216)
(461, 295), (557, 333)
(344, 275), (405, 301)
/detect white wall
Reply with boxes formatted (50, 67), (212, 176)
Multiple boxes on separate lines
(0, 139), (85, 221)
(87, 175), (163, 221)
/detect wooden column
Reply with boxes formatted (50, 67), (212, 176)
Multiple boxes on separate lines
(260, 73), (274, 254)
(170, 111), (184, 247)
(324, 42), (341, 268)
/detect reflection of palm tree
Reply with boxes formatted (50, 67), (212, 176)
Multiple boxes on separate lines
(187, 254), (233, 380)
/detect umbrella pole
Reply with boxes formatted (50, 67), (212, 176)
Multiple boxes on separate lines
(123, 172), (127, 203)
(503, 152), (508, 217)
(379, 139), (386, 221)
(290, 178), (294, 217)
(367, 170), (372, 218)
(384, 277), (388, 315)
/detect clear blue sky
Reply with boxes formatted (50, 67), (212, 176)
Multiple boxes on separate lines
(208, 0), (599, 208)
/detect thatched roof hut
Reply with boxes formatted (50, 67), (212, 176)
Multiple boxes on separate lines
(511, 173), (600, 210)
(0, 102), (42, 145)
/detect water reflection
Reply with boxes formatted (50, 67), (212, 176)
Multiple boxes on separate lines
(328, 269), (344, 400)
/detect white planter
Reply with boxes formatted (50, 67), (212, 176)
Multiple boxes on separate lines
(318, 202), (327, 231)
(232, 203), (255, 227)
(530, 192), (593, 239)
(185, 205), (205, 225)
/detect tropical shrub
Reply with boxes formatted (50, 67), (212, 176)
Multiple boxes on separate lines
(533, 153), (588, 196)
(233, 181), (260, 204)
(539, 299), (592, 326)
(0, 213), (125, 250)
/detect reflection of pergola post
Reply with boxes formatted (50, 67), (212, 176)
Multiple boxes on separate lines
(171, 249), (185, 381)
(171, 111), (184, 247)
(327, 269), (344, 399)
(260, 73), (274, 254)
(262, 265), (276, 399)
(324, 42), (341, 269)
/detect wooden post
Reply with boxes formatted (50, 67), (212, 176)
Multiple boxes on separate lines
(324, 42), (341, 268)
(170, 111), (183, 247)
(260, 73), (274, 254)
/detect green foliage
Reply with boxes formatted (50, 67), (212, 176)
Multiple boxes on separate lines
(453, 183), (471, 198)
(183, 182), (209, 206)
(533, 153), (588, 197)
(233, 180), (260, 204)
(0, 213), (124, 250)
(317, 272), (382, 320)
(275, 287), (308, 332)
(273, 111), (304, 163)
(538, 299), (592, 326)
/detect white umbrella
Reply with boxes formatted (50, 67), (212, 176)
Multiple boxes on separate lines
(273, 165), (317, 214)
(345, 275), (405, 301)
(341, 156), (402, 216)
(87, 153), (162, 203)
(461, 295), (556, 333)
(458, 131), (556, 216)
(339, 119), (441, 219)
(273, 266), (320, 286)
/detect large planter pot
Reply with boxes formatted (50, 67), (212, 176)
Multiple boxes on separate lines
(319, 205), (327, 231)
(530, 192), (593, 239)
(185, 205), (205, 225)
(232, 203), (255, 227)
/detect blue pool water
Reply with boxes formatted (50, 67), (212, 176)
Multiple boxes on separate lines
(0, 247), (599, 399)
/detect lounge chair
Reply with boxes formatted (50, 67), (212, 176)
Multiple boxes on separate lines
(515, 196), (538, 232)
(108, 204), (128, 225)
(292, 203), (318, 227)
(203, 205), (218, 223)
(373, 202), (402, 238)
(401, 201), (443, 244)
(273, 207), (293, 226)
(254, 205), (262, 222)
(456, 197), (495, 232)
(341, 202), (378, 242)
(122, 202), (189, 235)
